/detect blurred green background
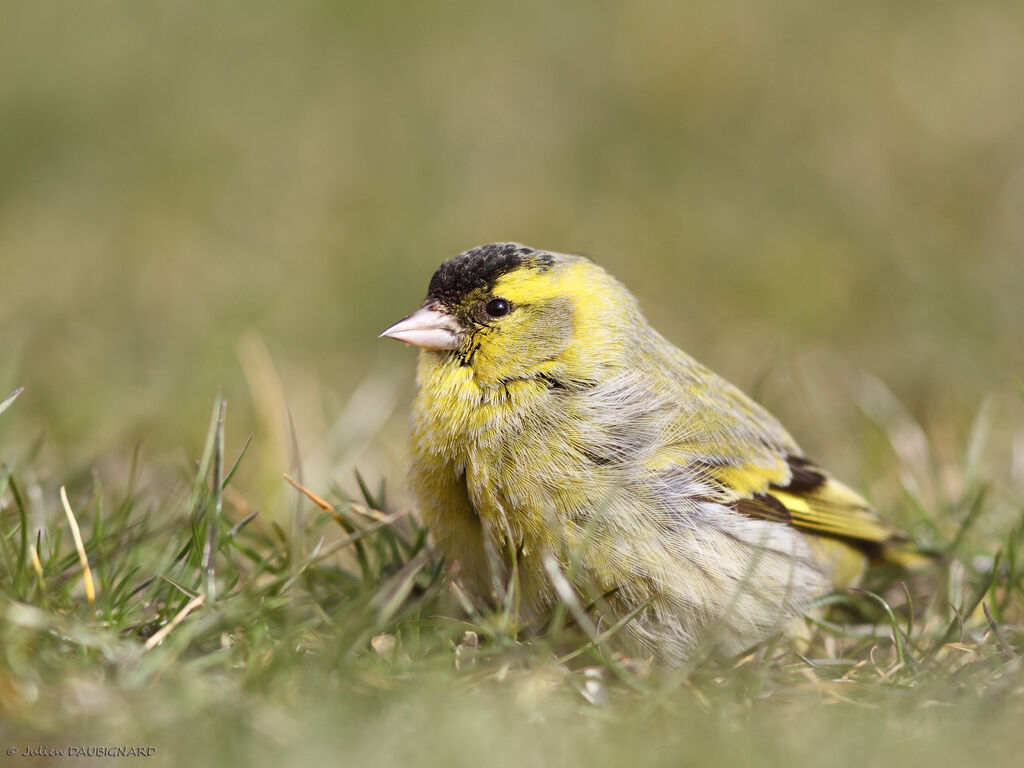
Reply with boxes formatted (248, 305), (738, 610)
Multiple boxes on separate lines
(2, 0), (1022, 497)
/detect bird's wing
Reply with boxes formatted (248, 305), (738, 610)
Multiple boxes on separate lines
(727, 456), (900, 545)
(657, 349), (904, 548)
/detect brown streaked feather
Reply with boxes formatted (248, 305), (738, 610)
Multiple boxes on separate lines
(732, 492), (792, 524)
(782, 456), (827, 493)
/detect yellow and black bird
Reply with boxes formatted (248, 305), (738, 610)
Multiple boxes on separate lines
(381, 243), (916, 662)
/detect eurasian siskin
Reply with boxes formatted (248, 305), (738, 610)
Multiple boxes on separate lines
(381, 242), (915, 662)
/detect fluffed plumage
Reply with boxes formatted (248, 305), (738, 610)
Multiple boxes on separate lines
(381, 243), (914, 662)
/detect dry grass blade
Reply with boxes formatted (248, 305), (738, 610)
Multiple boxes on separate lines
(60, 486), (95, 611)
(0, 386), (24, 418)
(144, 594), (207, 650)
(283, 473), (335, 512)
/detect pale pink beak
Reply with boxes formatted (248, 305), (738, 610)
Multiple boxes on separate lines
(379, 306), (463, 351)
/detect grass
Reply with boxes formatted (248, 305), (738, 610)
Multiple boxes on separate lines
(1, 384), (1022, 768)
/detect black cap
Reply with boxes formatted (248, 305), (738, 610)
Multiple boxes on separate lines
(427, 243), (554, 306)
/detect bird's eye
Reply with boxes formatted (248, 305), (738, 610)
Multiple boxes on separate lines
(484, 298), (512, 318)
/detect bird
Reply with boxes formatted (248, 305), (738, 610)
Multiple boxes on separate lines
(380, 242), (916, 663)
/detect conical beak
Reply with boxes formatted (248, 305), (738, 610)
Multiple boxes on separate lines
(379, 305), (463, 351)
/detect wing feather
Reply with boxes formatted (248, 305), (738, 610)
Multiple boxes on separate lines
(729, 456), (902, 546)
(651, 345), (906, 550)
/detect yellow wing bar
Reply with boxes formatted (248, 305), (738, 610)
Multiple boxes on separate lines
(728, 456), (902, 546)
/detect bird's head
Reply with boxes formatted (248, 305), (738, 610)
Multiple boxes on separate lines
(380, 243), (641, 389)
